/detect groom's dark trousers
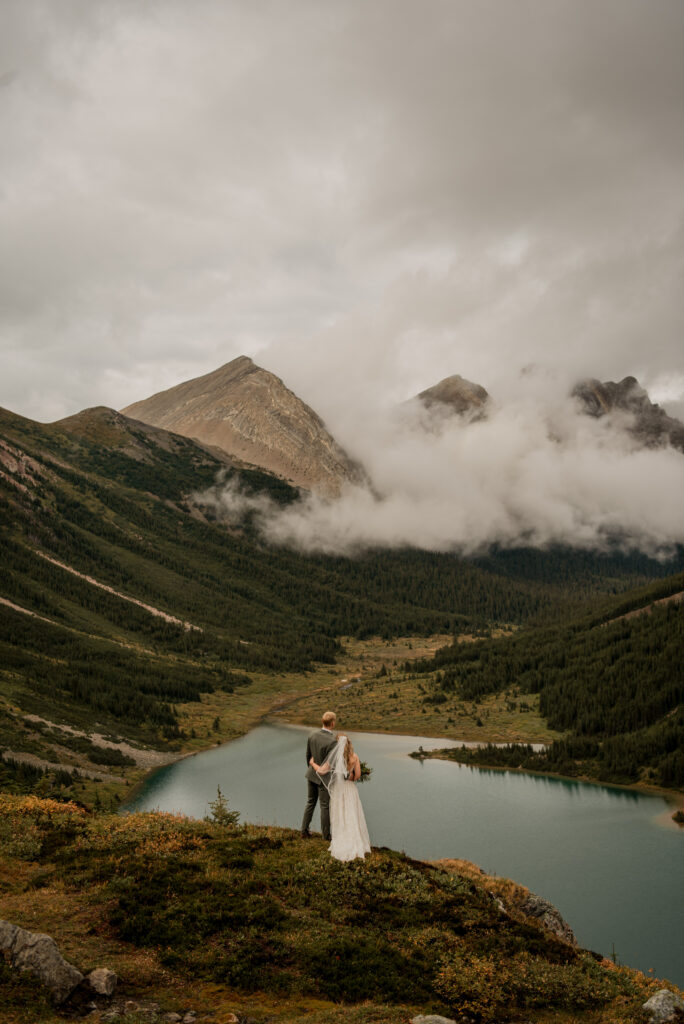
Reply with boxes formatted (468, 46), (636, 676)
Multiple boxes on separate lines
(302, 728), (337, 841)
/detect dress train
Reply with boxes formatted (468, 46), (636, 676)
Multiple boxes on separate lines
(329, 777), (371, 861)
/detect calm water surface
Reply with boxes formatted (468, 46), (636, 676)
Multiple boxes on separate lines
(125, 722), (684, 985)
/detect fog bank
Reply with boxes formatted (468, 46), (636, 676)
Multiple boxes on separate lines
(197, 389), (684, 557)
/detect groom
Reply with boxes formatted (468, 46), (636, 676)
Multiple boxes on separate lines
(301, 711), (337, 840)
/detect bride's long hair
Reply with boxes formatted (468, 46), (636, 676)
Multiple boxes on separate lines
(328, 734), (355, 789)
(343, 737), (355, 775)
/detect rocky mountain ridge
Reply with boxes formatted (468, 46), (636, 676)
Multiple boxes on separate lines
(413, 371), (684, 453)
(571, 375), (684, 452)
(122, 356), (365, 497)
(115, 355), (683, 501)
(54, 406), (239, 468)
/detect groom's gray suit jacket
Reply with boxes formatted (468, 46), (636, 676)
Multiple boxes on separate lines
(305, 729), (337, 785)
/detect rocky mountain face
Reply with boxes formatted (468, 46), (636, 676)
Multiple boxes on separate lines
(412, 370), (684, 455)
(122, 356), (365, 497)
(414, 374), (490, 420)
(572, 376), (684, 453)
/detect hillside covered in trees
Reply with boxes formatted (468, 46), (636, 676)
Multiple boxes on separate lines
(413, 576), (684, 787)
(1, 403), (683, 792)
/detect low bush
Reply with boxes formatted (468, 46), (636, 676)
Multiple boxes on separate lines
(435, 948), (639, 1022)
(0, 794), (86, 859)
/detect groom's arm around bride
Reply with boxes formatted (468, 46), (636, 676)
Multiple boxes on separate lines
(301, 711), (338, 841)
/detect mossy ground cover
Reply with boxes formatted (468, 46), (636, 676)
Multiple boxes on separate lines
(0, 796), (673, 1024)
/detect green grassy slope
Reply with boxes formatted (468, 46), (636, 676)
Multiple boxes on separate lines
(0, 795), (673, 1024)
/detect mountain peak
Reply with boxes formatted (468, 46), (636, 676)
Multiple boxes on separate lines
(121, 357), (365, 496)
(572, 376), (648, 417)
(208, 355), (258, 380)
(572, 376), (684, 452)
(415, 374), (490, 419)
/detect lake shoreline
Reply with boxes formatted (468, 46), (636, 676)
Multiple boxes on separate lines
(267, 716), (684, 814)
(410, 747), (684, 816)
(123, 713), (684, 817)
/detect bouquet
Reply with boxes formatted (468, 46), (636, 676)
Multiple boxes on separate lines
(357, 761), (373, 783)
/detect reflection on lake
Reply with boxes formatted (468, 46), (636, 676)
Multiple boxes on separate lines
(125, 722), (684, 985)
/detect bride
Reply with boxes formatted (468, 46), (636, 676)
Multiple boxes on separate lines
(309, 734), (371, 861)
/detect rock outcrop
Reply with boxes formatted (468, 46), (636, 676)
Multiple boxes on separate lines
(122, 356), (366, 497)
(519, 892), (578, 946)
(0, 920), (83, 1003)
(87, 966), (118, 996)
(411, 1016), (458, 1024)
(643, 989), (684, 1023)
(572, 376), (684, 453)
(414, 374), (490, 420)
(0, 920), (121, 1005)
(432, 860), (578, 948)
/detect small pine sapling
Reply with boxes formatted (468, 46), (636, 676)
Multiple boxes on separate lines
(205, 785), (240, 827)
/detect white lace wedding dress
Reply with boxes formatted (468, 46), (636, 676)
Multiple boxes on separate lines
(327, 737), (371, 862)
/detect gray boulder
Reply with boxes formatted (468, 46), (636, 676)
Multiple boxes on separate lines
(0, 919), (83, 1003)
(87, 966), (118, 996)
(520, 892), (577, 946)
(0, 920), (19, 949)
(643, 989), (684, 1022)
(411, 1016), (458, 1024)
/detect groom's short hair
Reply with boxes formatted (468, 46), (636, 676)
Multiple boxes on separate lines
(322, 711), (336, 727)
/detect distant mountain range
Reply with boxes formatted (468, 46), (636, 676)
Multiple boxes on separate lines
(116, 358), (684, 497)
(413, 371), (684, 452)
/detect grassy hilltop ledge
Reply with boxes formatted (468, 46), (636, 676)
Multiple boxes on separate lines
(0, 795), (677, 1024)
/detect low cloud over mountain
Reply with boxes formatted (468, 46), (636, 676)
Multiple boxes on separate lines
(195, 366), (684, 557)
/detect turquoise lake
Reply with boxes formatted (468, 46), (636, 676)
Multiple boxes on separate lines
(125, 722), (684, 986)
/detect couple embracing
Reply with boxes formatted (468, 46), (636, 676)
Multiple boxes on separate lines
(301, 711), (371, 862)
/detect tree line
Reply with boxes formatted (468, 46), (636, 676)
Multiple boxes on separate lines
(413, 589), (684, 787)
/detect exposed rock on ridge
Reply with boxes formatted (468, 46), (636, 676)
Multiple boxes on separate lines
(122, 356), (365, 497)
(519, 892), (578, 946)
(433, 859), (578, 948)
(411, 370), (684, 455)
(572, 376), (684, 453)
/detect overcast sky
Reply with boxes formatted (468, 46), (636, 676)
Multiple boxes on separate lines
(2, 0), (683, 428)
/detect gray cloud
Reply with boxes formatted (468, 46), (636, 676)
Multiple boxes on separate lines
(3, 0), (681, 555)
(1, 1), (682, 461)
